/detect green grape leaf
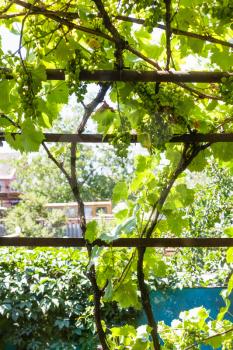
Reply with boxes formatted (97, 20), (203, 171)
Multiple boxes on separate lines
(32, 64), (47, 83)
(188, 151), (208, 172)
(113, 281), (141, 308)
(0, 115), (14, 127)
(144, 249), (167, 277)
(21, 121), (44, 152)
(211, 143), (233, 162)
(0, 80), (12, 113)
(47, 83), (69, 105)
(226, 247), (233, 263)
(112, 181), (128, 204)
(85, 220), (98, 243)
(93, 108), (115, 134)
(224, 227), (233, 237)
(103, 280), (113, 301)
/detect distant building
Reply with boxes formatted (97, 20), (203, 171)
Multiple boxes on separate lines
(0, 153), (20, 207)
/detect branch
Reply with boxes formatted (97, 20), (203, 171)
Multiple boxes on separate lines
(77, 83), (110, 134)
(10, 1), (231, 99)
(146, 142), (210, 238)
(0, 0), (14, 15)
(0, 11), (26, 19)
(137, 246), (161, 349)
(0, 114), (20, 128)
(164, 0), (172, 70)
(42, 142), (71, 182)
(125, 45), (161, 70)
(13, 0), (114, 42)
(136, 142), (211, 350)
(115, 15), (233, 49)
(72, 87), (110, 349)
(177, 82), (221, 100)
(92, 0), (126, 69)
(7, 5), (232, 49)
(92, 0), (122, 44)
(43, 141), (109, 349)
(69, 141), (87, 233)
(0, 10), (80, 20)
(14, 0), (161, 71)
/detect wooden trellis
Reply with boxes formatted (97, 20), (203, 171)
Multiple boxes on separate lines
(1, 129), (233, 247)
(0, 237), (232, 248)
(1, 68), (233, 82)
(1, 132), (233, 143)
(1, 68), (233, 248)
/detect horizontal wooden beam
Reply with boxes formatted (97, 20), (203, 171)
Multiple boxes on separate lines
(1, 133), (233, 143)
(1, 68), (232, 82)
(78, 70), (233, 83)
(0, 237), (232, 247)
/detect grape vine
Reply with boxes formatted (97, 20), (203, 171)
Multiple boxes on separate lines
(67, 49), (87, 102)
(220, 77), (233, 105)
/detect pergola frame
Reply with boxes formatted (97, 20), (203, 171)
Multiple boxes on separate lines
(2, 68), (233, 82)
(1, 62), (233, 249)
(0, 237), (232, 248)
(1, 130), (233, 248)
(1, 3), (232, 349)
(1, 132), (233, 143)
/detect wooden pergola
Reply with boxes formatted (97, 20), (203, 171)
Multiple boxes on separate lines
(1, 68), (233, 248)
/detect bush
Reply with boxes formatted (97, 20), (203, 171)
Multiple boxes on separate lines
(5, 193), (66, 237)
(0, 248), (138, 350)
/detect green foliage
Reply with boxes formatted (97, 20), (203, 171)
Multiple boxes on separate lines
(0, 248), (96, 349)
(220, 77), (233, 104)
(0, 248), (139, 350)
(5, 193), (66, 237)
(85, 220), (98, 242)
(0, 1), (232, 349)
(108, 324), (153, 349)
(159, 307), (233, 350)
(112, 181), (128, 204)
(0, 0), (231, 154)
(11, 147), (133, 203)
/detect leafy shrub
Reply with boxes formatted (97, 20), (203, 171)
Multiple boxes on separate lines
(0, 248), (138, 350)
(5, 193), (66, 237)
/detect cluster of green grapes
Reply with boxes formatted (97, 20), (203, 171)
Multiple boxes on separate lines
(135, 83), (172, 152)
(141, 112), (171, 153)
(220, 77), (233, 104)
(15, 65), (42, 120)
(110, 131), (132, 158)
(67, 50), (87, 102)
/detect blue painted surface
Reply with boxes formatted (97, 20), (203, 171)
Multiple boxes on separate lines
(139, 288), (233, 349)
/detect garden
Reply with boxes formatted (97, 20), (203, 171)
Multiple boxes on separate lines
(0, 0), (233, 349)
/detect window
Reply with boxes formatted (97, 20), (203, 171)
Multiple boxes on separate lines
(66, 207), (77, 218)
(84, 206), (92, 217)
(96, 207), (107, 215)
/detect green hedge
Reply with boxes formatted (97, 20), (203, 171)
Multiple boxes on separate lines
(0, 248), (138, 350)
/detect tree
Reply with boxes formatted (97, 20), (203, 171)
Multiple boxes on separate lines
(5, 192), (66, 237)
(11, 145), (132, 202)
(0, 1), (232, 349)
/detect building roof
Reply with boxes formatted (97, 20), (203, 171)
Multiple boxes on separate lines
(46, 201), (111, 207)
(0, 153), (19, 179)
